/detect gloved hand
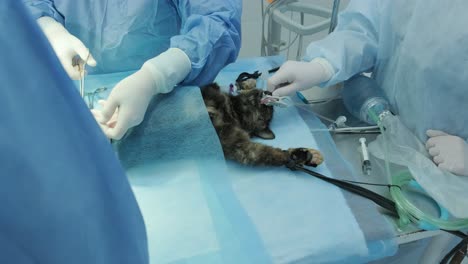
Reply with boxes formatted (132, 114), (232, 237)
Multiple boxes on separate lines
(37, 16), (96, 80)
(267, 58), (335, 96)
(92, 67), (156, 140)
(426, 129), (468, 176)
(92, 48), (191, 140)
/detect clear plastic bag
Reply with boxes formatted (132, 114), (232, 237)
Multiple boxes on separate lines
(368, 114), (468, 218)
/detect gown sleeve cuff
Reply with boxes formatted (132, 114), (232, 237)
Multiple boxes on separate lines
(142, 48), (192, 94)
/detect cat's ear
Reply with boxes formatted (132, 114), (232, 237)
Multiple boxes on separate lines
(255, 128), (275, 140)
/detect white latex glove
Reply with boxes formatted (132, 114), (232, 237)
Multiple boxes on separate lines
(426, 129), (468, 176)
(267, 58), (334, 96)
(92, 48), (191, 140)
(37, 16), (96, 80)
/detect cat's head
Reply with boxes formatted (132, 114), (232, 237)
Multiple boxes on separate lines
(234, 89), (275, 139)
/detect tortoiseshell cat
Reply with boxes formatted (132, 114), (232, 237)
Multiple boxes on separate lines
(201, 83), (323, 167)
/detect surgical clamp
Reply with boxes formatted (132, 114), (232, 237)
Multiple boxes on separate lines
(72, 51), (91, 98)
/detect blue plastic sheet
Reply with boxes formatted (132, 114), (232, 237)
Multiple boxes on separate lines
(113, 86), (272, 264)
(223, 107), (369, 263)
(0, 1), (148, 263)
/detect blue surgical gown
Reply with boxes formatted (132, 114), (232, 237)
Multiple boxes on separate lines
(0, 1), (148, 263)
(22, 0), (242, 85)
(305, 0), (468, 142)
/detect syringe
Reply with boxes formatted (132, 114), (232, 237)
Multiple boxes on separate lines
(359, 137), (372, 176)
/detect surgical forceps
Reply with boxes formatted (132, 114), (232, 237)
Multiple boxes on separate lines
(72, 51), (91, 98)
(85, 87), (108, 109)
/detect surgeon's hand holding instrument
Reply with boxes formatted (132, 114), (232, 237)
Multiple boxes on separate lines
(92, 67), (156, 140)
(267, 58), (334, 96)
(93, 48), (191, 140)
(37, 16), (96, 80)
(260, 94), (292, 108)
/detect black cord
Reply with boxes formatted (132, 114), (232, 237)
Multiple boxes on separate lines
(444, 230), (468, 239)
(331, 131), (381, 135)
(268, 66), (280, 73)
(291, 165), (397, 213)
(340, 179), (402, 190)
(440, 235), (468, 264)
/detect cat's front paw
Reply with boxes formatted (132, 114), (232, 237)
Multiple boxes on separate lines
(288, 148), (324, 167)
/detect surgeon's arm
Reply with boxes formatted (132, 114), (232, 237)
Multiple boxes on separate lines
(93, 0), (242, 140)
(170, 0), (242, 85)
(23, 1), (96, 79)
(305, 0), (381, 87)
(22, 0), (64, 23)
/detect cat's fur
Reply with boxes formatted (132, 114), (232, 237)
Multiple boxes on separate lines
(201, 83), (323, 167)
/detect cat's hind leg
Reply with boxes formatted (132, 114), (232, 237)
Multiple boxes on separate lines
(218, 126), (323, 167)
(219, 125), (290, 166)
